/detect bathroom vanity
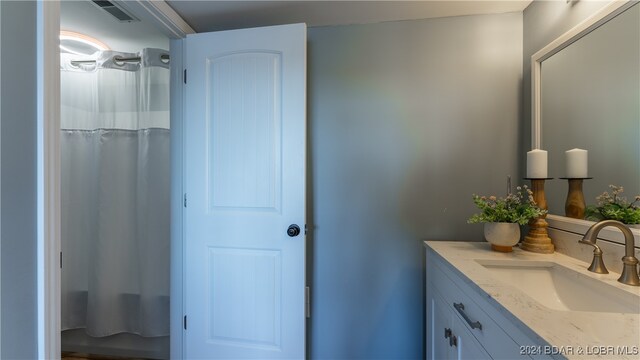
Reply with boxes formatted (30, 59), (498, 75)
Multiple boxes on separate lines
(425, 241), (640, 360)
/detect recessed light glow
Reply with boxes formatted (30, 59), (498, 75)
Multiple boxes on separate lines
(59, 30), (110, 56)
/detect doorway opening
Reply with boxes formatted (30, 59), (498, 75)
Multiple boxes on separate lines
(59, 1), (171, 358)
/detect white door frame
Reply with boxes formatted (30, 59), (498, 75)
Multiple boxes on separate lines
(38, 1), (61, 357)
(39, 2), (193, 359)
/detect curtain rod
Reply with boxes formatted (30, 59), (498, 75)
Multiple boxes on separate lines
(70, 54), (170, 66)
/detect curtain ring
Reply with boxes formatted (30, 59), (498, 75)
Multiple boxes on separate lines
(113, 56), (126, 67)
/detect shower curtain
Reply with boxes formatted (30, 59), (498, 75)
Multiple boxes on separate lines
(60, 48), (170, 337)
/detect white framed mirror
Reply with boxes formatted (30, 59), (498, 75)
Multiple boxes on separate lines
(531, 0), (640, 245)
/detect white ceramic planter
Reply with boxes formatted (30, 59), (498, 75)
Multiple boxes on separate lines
(484, 222), (520, 252)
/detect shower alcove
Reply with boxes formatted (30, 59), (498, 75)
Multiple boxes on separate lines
(60, 1), (171, 358)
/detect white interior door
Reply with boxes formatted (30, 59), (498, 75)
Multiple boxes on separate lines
(184, 24), (307, 359)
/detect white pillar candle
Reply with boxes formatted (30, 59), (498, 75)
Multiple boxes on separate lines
(527, 149), (548, 178)
(566, 148), (588, 178)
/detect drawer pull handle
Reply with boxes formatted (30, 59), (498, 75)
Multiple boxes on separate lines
(444, 328), (452, 339)
(453, 302), (482, 330)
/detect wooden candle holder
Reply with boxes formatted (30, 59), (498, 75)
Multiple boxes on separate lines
(560, 177), (592, 219)
(521, 178), (555, 254)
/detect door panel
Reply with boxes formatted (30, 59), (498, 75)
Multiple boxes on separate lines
(208, 248), (282, 348)
(208, 51), (282, 211)
(184, 24), (306, 359)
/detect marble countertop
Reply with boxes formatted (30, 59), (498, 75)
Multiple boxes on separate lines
(425, 241), (640, 360)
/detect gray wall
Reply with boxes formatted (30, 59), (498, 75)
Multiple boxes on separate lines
(307, 12), (522, 358)
(521, 0), (613, 177)
(0, 1), (38, 359)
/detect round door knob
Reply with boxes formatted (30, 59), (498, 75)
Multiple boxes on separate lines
(287, 224), (301, 237)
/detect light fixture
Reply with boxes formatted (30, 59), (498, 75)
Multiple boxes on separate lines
(59, 30), (110, 56)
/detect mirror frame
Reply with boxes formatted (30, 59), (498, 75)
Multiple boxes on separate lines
(531, 0), (640, 246)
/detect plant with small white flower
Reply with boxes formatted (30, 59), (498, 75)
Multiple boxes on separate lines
(468, 185), (547, 225)
(586, 185), (640, 224)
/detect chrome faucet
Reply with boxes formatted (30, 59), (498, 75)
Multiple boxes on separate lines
(580, 220), (639, 286)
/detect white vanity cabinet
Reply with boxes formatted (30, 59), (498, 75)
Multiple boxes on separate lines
(426, 246), (552, 360)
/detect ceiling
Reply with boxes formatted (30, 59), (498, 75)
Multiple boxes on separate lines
(60, 0), (169, 53)
(59, 1), (534, 52)
(166, 0), (533, 33)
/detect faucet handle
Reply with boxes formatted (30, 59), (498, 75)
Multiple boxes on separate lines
(579, 241), (609, 274)
(619, 256), (640, 286)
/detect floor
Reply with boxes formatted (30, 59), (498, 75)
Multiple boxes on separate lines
(62, 352), (150, 360)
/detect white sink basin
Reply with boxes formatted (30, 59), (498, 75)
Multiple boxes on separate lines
(476, 259), (640, 314)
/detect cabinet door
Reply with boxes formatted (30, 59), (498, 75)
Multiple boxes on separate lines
(427, 286), (454, 360)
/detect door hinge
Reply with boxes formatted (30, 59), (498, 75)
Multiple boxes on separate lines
(184, 315), (187, 330)
(305, 286), (311, 318)
(183, 69), (187, 84)
(184, 193), (187, 207)
(60, 251), (63, 269)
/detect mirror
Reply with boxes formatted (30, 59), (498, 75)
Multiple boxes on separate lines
(541, 2), (639, 217)
(532, 0), (640, 244)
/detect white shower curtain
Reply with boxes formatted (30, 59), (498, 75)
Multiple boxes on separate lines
(60, 48), (170, 337)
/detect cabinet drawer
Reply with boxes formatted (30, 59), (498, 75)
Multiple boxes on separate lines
(429, 284), (491, 360)
(450, 302), (492, 360)
(428, 252), (528, 360)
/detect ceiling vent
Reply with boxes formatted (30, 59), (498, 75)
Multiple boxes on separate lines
(91, 0), (139, 22)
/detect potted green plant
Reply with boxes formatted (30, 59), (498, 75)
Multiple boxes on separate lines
(468, 185), (547, 252)
(585, 185), (640, 228)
